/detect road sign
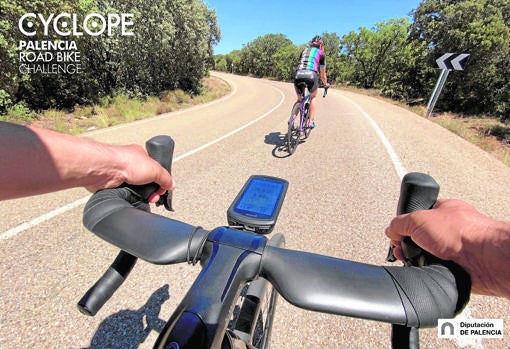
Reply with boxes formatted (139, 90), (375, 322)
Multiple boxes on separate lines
(426, 52), (470, 117)
(436, 53), (470, 70)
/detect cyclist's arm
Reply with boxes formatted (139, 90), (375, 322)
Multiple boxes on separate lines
(0, 122), (174, 201)
(319, 51), (328, 86)
(320, 66), (327, 86)
(386, 198), (510, 299)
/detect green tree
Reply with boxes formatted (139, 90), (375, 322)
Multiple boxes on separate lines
(272, 43), (300, 81)
(228, 49), (242, 73)
(411, 0), (510, 118)
(214, 54), (228, 71)
(0, 0), (94, 111)
(321, 32), (341, 83)
(341, 19), (416, 89)
(238, 34), (293, 77)
(98, 0), (219, 95)
(0, 0), (220, 114)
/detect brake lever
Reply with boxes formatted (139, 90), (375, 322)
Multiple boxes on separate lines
(156, 191), (174, 211)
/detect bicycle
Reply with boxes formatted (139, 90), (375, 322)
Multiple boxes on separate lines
(78, 135), (471, 349)
(286, 84), (329, 155)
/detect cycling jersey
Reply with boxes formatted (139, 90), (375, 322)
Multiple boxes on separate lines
(296, 46), (326, 73)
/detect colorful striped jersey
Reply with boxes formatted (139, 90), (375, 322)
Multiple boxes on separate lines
(296, 47), (326, 73)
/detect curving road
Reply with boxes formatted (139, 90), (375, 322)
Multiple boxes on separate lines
(1, 72), (509, 348)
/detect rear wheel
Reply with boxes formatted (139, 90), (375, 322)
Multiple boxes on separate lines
(287, 102), (301, 155)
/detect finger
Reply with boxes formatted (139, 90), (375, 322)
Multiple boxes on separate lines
(385, 213), (415, 241)
(432, 198), (448, 209)
(148, 192), (161, 203)
(393, 245), (405, 261)
(147, 186), (170, 203)
(153, 166), (175, 191)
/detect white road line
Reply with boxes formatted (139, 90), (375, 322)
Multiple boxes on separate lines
(0, 84), (285, 241)
(0, 196), (90, 241)
(175, 86), (285, 161)
(336, 92), (407, 179)
(335, 92), (478, 349)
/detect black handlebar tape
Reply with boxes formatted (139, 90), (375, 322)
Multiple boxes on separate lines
(77, 251), (137, 316)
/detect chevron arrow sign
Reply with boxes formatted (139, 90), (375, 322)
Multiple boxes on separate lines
(436, 53), (470, 70)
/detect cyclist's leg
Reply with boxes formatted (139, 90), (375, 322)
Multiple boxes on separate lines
(308, 90), (318, 126)
(293, 79), (305, 103)
(307, 73), (320, 127)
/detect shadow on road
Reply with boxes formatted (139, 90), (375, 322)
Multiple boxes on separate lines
(82, 284), (170, 349)
(265, 131), (291, 158)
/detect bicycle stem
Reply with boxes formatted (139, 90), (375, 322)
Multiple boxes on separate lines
(154, 227), (266, 349)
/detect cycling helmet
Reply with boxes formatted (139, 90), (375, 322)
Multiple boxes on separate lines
(310, 35), (324, 46)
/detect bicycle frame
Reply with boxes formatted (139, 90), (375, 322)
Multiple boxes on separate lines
(298, 93), (310, 133)
(293, 84), (328, 137)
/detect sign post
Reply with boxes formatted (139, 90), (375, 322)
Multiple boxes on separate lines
(425, 53), (470, 117)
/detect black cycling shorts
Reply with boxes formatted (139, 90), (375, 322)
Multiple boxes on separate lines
(294, 69), (319, 95)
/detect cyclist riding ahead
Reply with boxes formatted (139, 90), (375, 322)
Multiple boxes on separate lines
(294, 35), (330, 129)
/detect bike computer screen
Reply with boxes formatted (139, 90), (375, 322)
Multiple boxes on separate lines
(227, 175), (288, 234)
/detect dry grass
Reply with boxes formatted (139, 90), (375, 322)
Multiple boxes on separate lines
(27, 76), (231, 134)
(431, 113), (510, 167)
(337, 85), (510, 167)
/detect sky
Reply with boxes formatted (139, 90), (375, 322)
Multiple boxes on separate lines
(205, 0), (423, 54)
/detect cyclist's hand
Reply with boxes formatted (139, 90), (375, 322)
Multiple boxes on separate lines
(385, 198), (510, 299)
(0, 123), (175, 202)
(85, 143), (175, 203)
(322, 83), (330, 97)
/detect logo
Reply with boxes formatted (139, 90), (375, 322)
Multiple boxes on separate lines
(18, 13), (134, 37)
(439, 321), (456, 338)
(438, 319), (504, 339)
(17, 12), (134, 75)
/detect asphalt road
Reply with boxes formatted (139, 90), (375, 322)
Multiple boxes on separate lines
(1, 72), (509, 348)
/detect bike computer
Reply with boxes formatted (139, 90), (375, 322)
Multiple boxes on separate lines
(227, 175), (288, 234)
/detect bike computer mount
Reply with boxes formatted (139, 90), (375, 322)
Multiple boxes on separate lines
(227, 175), (288, 234)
